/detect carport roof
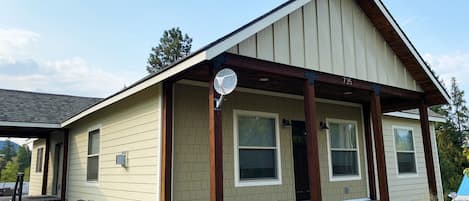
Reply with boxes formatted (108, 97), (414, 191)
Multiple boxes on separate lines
(0, 89), (102, 125)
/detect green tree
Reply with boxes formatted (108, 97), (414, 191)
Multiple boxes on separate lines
(0, 140), (17, 162)
(147, 27), (192, 73)
(16, 145), (31, 172)
(23, 167), (30, 182)
(1, 160), (19, 182)
(431, 77), (469, 200)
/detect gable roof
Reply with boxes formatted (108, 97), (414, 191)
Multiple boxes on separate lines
(0, 89), (101, 128)
(61, 0), (450, 127)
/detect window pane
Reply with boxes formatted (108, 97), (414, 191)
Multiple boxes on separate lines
(88, 130), (100, 155)
(238, 116), (276, 147)
(394, 128), (414, 151)
(397, 152), (416, 173)
(239, 149), (276, 180)
(331, 151), (359, 176)
(330, 122), (357, 149)
(87, 156), (99, 181)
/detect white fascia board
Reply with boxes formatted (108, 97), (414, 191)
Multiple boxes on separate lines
(61, 52), (207, 127)
(0, 121), (61, 129)
(384, 112), (446, 123)
(374, 0), (450, 103)
(205, 0), (311, 60)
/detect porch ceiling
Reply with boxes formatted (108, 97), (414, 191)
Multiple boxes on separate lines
(176, 53), (424, 113)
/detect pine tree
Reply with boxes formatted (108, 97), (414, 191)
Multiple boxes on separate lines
(17, 145), (31, 172)
(0, 140), (17, 162)
(146, 27), (192, 74)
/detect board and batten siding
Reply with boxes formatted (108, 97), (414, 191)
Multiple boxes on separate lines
(173, 83), (368, 201)
(382, 116), (443, 201)
(227, 0), (422, 92)
(66, 84), (162, 201)
(29, 139), (46, 195)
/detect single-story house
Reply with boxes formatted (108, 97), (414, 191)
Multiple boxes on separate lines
(0, 0), (450, 201)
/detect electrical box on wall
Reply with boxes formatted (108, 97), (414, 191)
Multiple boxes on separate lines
(116, 151), (128, 168)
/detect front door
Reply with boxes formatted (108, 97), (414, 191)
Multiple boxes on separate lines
(292, 121), (310, 201)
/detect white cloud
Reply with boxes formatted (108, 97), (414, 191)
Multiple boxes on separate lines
(0, 28), (135, 97)
(0, 29), (40, 59)
(0, 57), (131, 97)
(423, 52), (469, 89)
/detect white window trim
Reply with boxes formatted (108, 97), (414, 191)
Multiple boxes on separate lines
(233, 109), (282, 187)
(326, 118), (362, 182)
(392, 126), (419, 178)
(35, 147), (44, 173)
(86, 125), (101, 184)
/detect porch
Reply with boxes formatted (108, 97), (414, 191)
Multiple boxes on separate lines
(0, 126), (68, 201)
(160, 53), (443, 201)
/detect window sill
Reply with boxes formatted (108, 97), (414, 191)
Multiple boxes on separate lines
(330, 175), (361, 182)
(85, 181), (99, 187)
(235, 179), (281, 187)
(397, 173), (419, 178)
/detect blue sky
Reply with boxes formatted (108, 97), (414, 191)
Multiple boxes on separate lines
(0, 0), (468, 99)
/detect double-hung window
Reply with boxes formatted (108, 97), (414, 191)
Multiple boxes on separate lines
(327, 119), (360, 181)
(234, 110), (281, 187)
(87, 129), (100, 182)
(393, 127), (417, 175)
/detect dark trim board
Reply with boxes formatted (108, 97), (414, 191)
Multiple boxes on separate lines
(363, 105), (377, 200)
(60, 129), (69, 201)
(160, 82), (173, 201)
(419, 103), (438, 200)
(42, 135), (50, 195)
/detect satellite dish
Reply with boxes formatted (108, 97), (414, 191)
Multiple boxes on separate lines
(214, 68), (238, 95)
(213, 68), (237, 109)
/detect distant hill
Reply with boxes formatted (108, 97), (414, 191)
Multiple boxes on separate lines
(0, 141), (20, 152)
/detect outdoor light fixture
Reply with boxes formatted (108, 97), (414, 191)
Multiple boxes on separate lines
(282, 119), (291, 127)
(258, 77), (270, 82)
(344, 91), (353, 95)
(320, 121), (329, 130)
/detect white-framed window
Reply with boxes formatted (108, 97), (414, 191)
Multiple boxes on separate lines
(233, 110), (282, 187)
(326, 119), (361, 181)
(35, 147), (44, 173)
(393, 126), (417, 176)
(87, 129), (100, 182)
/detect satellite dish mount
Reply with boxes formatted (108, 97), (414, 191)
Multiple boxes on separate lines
(213, 68), (238, 110)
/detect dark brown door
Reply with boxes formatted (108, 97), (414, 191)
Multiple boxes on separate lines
(292, 121), (310, 201)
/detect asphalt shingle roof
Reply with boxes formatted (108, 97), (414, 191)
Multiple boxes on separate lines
(0, 89), (102, 124)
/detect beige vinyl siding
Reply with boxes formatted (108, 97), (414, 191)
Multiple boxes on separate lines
(173, 83), (367, 201)
(66, 84), (161, 201)
(29, 139), (46, 195)
(227, 0), (422, 92)
(382, 116), (443, 201)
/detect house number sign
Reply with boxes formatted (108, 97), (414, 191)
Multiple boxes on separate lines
(343, 77), (353, 85)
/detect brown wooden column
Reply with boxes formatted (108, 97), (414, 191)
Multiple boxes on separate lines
(303, 73), (322, 201)
(419, 102), (438, 200)
(60, 129), (69, 201)
(370, 89), (390, 201)
(42, 134), (50, 195)
(363, 105), (376, 200)
(161, 82), (173, 201)
(209, 68), (223, 201)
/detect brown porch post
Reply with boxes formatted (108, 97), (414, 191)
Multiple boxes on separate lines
(370, 88), (390, 201)
(209, 67), (223, 201)
(60, 129), (69, 201)
(303, 73), (322, 201)
(419, 102), (438, 200)
(42, 134), (50, 195)
(161, 82), (173, 201)
(363, 105), (376, 200)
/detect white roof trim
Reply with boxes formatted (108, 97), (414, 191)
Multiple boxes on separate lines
(0, 121), (61, 128)
(374, 0), (450, 103)
(61, 0), (310, 127)
(384, 112), (445, 123)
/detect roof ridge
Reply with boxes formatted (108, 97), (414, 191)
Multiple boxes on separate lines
(0, 88), (102, 100)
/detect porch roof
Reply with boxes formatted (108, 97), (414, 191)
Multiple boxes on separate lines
(0, 88), (101, 127)
(59, 0), (450, 127)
